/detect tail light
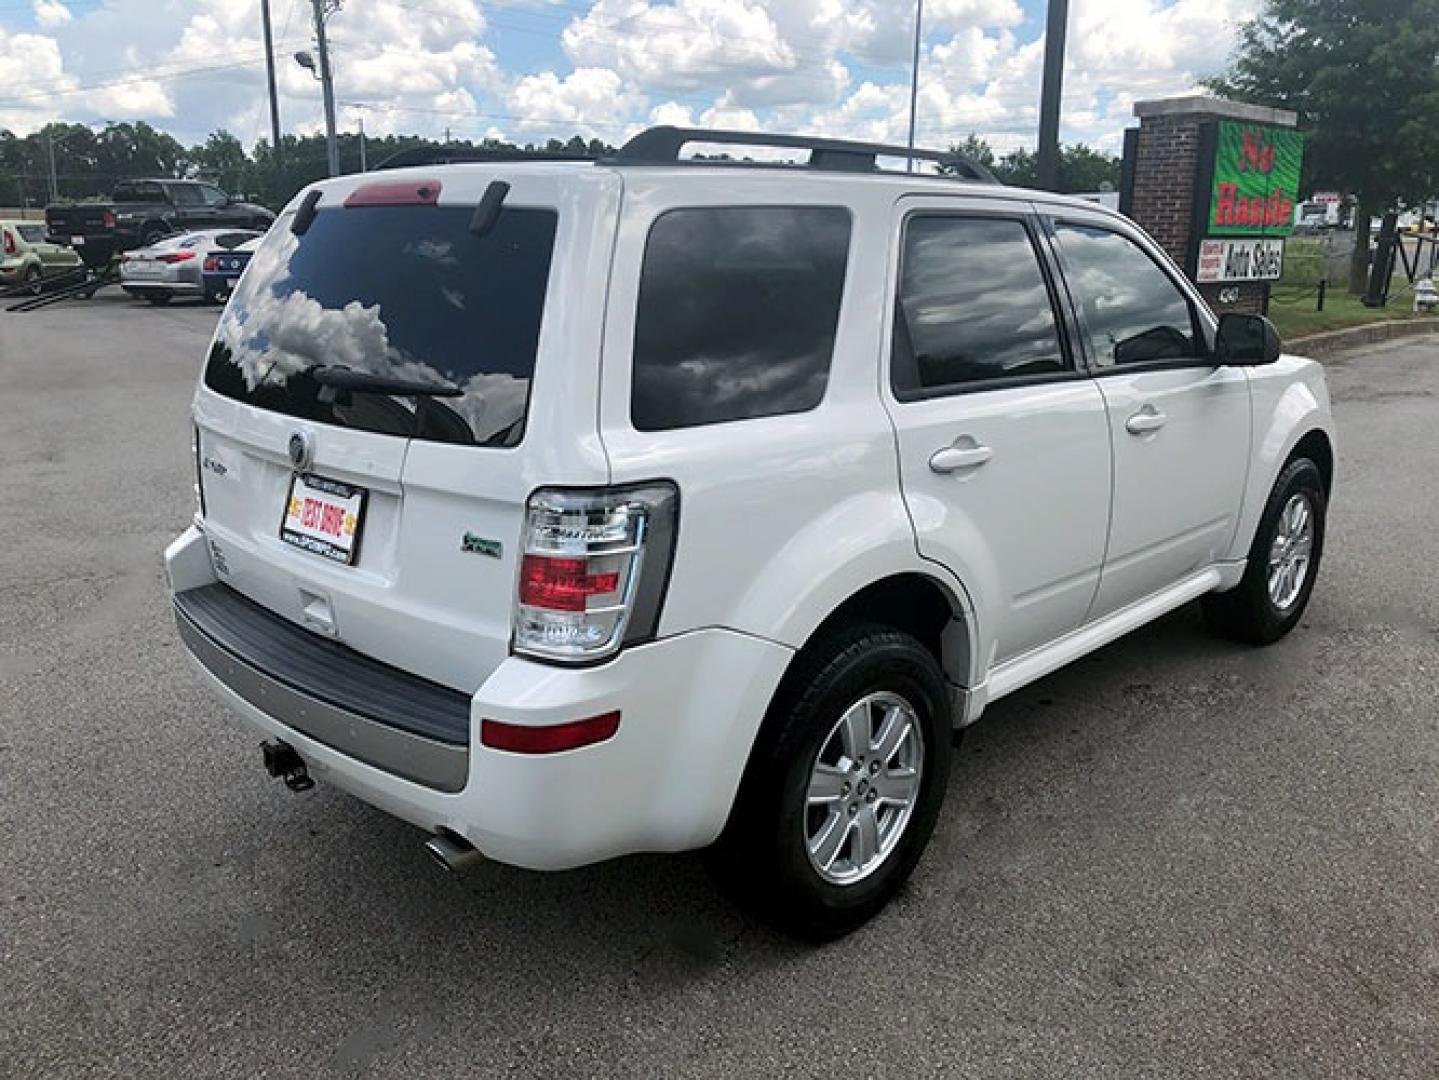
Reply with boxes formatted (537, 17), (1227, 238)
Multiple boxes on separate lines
(203, 256), (218, 272)
(2, 230), (13, 256)
(102, 210), (115, 228)
(513, 482), (679, 662)
(158, 250), (196, 264)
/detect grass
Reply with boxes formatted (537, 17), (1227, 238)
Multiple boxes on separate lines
(1266, 283), (1427, 338)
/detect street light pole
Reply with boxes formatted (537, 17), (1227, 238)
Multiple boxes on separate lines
(1036, 0), (1069, 191)
(260, 0), (284, 169)
(906, 0), (924, 172)
(358, 116), (367, 172)
(46, 128), (58, 202)
(310, 0), (341, 177)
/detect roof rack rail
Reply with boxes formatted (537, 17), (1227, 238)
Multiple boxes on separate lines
(607, 126), (998, 183)
(375, 146), (596, 171)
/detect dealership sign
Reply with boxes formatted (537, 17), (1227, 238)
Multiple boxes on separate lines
(1206, 121), (1305, 237)
(1196, 237), (1285, 283)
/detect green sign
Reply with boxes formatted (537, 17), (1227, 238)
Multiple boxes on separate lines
(1207, 120), (1305, 237)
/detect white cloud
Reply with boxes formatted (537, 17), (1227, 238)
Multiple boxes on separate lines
(508, 67), (644, 136)
(32, 0), (70, 29)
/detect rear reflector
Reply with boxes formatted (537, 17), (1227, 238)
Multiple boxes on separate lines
(344, 179), (442, 208)
(481, 712), (621, 755)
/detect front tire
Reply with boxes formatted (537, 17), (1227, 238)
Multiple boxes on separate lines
(1204, 456), (1326, 644)
(713, 623), (952, 940)
(145, 292), (172, 306)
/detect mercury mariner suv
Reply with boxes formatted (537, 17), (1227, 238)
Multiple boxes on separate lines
(166, 128), (1335, 938)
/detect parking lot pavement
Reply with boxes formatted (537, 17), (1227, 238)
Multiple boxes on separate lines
(1, 294), (1436, 1080)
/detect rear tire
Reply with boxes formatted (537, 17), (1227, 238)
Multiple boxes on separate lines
(23, 265), (42, 296)
(712, 623), (952, 941)
(1203, 456), (1326, 644)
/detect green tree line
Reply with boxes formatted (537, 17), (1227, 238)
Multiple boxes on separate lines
(942, 135), (1121, 192)
(0, 121), (615, 209)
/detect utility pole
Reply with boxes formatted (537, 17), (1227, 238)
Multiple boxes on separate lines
(1035, 0), (1069, 192)
(46, 128), (58, 202)
(358, 116), (367, 172)
(260, 0), (284, 169)
(311, 0), (341, 177)
(905, 0), (924, 172)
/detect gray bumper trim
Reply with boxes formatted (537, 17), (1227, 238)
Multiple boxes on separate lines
(175, 600), (470, 793)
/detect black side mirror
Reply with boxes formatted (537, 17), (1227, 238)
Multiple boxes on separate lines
(1215, 312), (1282, 365)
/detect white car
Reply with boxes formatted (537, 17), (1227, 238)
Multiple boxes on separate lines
(121, 229), (262, 305)
(165, 128), (1335, 939)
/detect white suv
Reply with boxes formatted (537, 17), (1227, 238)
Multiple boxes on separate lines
(165, 128), (1334, 938)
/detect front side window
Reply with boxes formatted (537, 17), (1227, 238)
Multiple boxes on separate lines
(203, 204), (558, 447)
(200, 185), (228, 207)
(893, 215), (1067, 395)
(1053, 223), (1199, 366)
(631, 206), (852, 431)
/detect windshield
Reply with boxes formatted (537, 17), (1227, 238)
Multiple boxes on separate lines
(202, 202), (557, 447)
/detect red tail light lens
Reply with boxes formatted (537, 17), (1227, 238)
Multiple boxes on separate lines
(481, 712), (621, 755)
(158, 250), (196, 264)
(519, 555), (620, 612)
(203, 256), (218, 272)
(102, 210), (115, 228)
(2, 230), (14, 256)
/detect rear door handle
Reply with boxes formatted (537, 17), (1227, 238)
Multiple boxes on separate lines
(1125, 408), (1167, 435)
(929, 444), (993, 473)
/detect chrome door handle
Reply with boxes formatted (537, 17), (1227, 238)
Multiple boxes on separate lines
(1125, 408), (1167, 435)
(929, 444), (993, 473)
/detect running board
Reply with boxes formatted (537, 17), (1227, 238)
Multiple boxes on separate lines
(975, 567), (1226, 713)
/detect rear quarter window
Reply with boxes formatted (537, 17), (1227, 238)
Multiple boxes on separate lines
(631, 206), (852, 431)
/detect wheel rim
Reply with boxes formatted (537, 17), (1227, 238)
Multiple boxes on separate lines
(804, 690), (924, 886)
(1267, 492), (1314, 611)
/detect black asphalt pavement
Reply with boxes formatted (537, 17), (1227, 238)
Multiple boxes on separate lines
(1, 293), (1436, 1078)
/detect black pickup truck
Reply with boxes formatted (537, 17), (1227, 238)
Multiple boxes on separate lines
(45, 179), (275, 268)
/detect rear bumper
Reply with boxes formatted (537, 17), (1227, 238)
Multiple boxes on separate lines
(164, 526), (794, 870)
(121, 279), (201, 294)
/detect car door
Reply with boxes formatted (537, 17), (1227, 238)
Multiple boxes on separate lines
(884, 198), (1113, 668)
(200, 184), (240, 226)
(1045, 210), (1250, 619)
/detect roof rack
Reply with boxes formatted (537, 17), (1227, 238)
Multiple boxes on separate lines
(607, 126), (998, 183)
(375, 147), (596, 171)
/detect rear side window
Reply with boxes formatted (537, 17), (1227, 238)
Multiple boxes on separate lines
(113, 181), (166, 203)
(893, 216), (1066, 396)
(1052, 223), (1199, 366)
(16, 224), (44, 243)
(631, 206), (851, 431)
(203, 204), (557, 447)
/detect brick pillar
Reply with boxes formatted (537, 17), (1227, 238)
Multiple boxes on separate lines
(1123, 95), (1299, 316)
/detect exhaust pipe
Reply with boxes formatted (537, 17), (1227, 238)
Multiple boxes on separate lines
(425, 830), (483, 873)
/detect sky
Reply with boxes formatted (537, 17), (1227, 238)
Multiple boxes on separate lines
(0, 0), (1260, 155)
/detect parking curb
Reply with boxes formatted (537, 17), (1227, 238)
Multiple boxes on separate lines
(1289, 317), (1439, 359)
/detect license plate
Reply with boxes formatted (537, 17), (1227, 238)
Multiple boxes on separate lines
(280, 473), (367, 565)
(71, 236), (85, 246)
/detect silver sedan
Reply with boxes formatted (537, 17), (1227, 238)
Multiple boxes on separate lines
(120, 229), (262, 305)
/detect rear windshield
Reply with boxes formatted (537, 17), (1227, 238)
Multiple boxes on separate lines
(203, 203), (557, 447)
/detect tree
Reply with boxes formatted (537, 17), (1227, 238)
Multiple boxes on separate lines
(1207, 0), (1439, 291)
(941, 136), (1118, 193)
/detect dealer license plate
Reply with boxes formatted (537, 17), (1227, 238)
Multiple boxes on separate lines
(280, 473), (367, 565)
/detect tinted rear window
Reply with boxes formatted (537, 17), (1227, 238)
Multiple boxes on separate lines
(203, 204), (557, 447)
(631, 206), (851, 431)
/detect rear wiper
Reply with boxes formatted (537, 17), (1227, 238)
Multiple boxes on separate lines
(311, 365), (463, 397)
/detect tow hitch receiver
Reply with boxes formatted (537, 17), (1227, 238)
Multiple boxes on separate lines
(261, 740), (314, 792)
